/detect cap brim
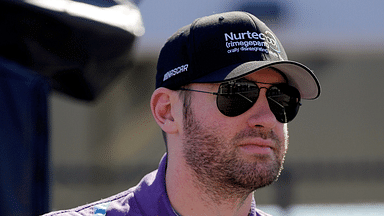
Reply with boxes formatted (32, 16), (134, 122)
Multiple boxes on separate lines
(192, 60), (321, 100)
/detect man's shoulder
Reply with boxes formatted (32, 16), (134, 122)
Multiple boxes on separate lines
(256, 208), (273, 216)
(42, 187), (140, 216)
(42, 155), (171, 216)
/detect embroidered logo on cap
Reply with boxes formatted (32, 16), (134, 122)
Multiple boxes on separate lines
(163, 64), (189, 81)
(224, 30), (281, 56)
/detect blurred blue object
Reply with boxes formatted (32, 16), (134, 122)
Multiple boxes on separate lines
(0, 57), (50, 216)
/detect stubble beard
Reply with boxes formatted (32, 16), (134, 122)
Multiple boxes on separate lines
(182, 96), (287, 204)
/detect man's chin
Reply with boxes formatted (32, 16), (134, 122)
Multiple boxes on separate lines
(233, 155), (281, 190)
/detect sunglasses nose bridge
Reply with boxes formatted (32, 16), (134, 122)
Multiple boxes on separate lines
(252, 88), (270, 110)
(246, 89), (279, 128)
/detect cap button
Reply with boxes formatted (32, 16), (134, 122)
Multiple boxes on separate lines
(219, 16), (224, 21)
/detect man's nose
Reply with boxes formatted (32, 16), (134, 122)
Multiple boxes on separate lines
(246, 90), (279, 129)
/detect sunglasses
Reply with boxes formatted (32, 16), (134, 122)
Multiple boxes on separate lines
(179, 79), (301, 123)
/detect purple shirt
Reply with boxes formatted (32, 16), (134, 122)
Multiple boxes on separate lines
(43, 153), (271, 216)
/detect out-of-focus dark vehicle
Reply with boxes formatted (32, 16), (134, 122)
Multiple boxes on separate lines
(0, 0), (143, 215)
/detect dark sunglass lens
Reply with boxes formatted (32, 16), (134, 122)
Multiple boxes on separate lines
(217, 94), (253, 116)
(267, 85), (301, 123)
(217, 81), (259, 117)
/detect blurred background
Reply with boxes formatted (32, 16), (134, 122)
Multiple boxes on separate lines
(51, 0), (384, 215)
(2, 0), (383, 215)
(50, 0), (384, 215)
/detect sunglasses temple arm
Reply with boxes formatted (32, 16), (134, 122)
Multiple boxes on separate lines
(179, 88), (218, 95)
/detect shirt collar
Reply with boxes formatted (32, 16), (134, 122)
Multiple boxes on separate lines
(134, 153), (259, 216)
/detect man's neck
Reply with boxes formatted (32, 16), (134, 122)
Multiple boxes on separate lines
(165, 155), (253, 216)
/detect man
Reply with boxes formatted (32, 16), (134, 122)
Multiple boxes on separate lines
(44, 11), (320, 216)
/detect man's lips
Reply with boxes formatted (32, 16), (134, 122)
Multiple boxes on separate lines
(238, 138), (275, 154)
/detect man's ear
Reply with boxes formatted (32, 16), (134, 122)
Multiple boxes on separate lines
(150, 87), (179, 134)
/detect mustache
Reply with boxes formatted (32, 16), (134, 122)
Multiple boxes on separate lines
(232, 128), (280, 143)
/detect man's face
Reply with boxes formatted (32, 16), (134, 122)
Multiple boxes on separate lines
(181, 68), (288, 194)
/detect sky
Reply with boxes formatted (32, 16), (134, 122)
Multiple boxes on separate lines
(135, 0), (384, 54)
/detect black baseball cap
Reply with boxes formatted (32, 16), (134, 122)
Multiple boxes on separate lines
(156, 11), (320, 100)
